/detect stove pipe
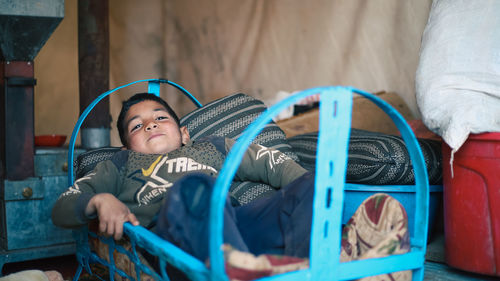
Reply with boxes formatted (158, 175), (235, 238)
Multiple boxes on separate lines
(0, 0), (64, 180)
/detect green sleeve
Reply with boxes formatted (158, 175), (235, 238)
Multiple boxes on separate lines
(225, 138), (308, 188)
(51, 160), (122, 229)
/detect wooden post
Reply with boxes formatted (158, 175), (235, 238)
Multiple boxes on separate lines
(78, 0), (110, 148)
(0, 61), (35, 180)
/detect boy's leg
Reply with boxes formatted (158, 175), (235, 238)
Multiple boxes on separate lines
(156, 171), (315, 260)
(155, 172), (249, 262)
(235, 172), (315, 258)
(279, 171), (315, 257)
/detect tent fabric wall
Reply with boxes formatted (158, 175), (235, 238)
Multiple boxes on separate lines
(34, 0), (431, 147)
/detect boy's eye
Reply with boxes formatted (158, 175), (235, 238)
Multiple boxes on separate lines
(130, 123), (142, 132)
(157, 116), (168, 120)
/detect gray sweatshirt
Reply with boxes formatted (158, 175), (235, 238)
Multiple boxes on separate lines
(52, 136), (307, 228)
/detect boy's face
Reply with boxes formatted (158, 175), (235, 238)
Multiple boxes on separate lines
(124, 100), (190, 154)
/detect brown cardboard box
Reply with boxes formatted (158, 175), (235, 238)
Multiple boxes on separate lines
(277, 91), (416, 137)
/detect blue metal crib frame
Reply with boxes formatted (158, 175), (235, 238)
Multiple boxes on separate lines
(67, 79), (429, 281)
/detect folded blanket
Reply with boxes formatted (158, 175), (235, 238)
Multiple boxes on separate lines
(223, 193), (411, 281)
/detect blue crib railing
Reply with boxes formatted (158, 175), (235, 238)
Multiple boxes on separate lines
(67, 80), (429, 281)
(67, 79), (202, 187)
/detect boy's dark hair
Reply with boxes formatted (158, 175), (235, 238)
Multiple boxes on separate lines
(117, 93), (181, 146)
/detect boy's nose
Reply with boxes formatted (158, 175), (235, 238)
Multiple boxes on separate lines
(146, 123), (158, 131)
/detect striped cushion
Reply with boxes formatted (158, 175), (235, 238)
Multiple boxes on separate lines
(287, 129), (442, 185)
(74, 147), (121, 180)
(180, 93), (298, 161)
(180, 93), (299, 205)
(229, 182), (276, 206)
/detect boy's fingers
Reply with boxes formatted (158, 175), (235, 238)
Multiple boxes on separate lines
(99, 220), (107, 235)
(106, 221), (115, 238)
(114, 222), (124, 240)
(127, 213), (140, 226)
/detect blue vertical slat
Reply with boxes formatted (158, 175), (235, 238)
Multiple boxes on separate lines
(309, 87), (352, 280)
(148, 81), (161, 96)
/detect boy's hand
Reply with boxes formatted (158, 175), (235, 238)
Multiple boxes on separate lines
(86, 193), (140, 240)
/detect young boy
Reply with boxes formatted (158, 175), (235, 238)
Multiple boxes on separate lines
(52, 92), (314, 260)
(52, 93), (411, 280)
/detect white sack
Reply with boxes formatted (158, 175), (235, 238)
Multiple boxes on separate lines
(416, 0), (500, 153)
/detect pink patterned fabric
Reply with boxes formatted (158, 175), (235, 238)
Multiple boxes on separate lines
(223, 193), (411, 281)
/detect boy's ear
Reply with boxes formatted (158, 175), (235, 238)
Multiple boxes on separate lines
(180, 126), (190, 145)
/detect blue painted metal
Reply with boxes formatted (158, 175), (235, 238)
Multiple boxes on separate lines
(351, 87), (429, 250)
(2, 176), (75, 250)
(159, 79), (202, 107)
(148, 81), (161, 97)
(35, 147), (86, 177)
(73, 224), (209, 281)
(0, 147), (86, 276)
(67, 79), (202, 186)
(68, 82), (430, 281)
(209, 86), (429, 280)
(311, 87), (351, 280)
(342, 184), (442, 238)
(0, 243), (75, 276)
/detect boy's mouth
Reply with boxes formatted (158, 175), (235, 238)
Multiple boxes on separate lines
(148, 133), (164, 141)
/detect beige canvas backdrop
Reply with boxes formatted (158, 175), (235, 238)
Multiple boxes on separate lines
(34, 0), (431, 147)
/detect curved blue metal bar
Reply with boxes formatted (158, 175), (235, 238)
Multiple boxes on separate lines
(351, 87), (429, 249)
(160, 79), (203, 108)
(67, 79), (201, 186)
(123, 223), (209, 281)
(208, 86), (429, 280)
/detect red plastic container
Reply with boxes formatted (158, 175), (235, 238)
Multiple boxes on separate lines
(35, 135), (67, 147)
(443, 132), (500, 276)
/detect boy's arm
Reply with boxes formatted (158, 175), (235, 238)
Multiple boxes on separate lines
(51, 159), (138, 239)
(85, 193), (139, 240)
(225, 138), (308, 188)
